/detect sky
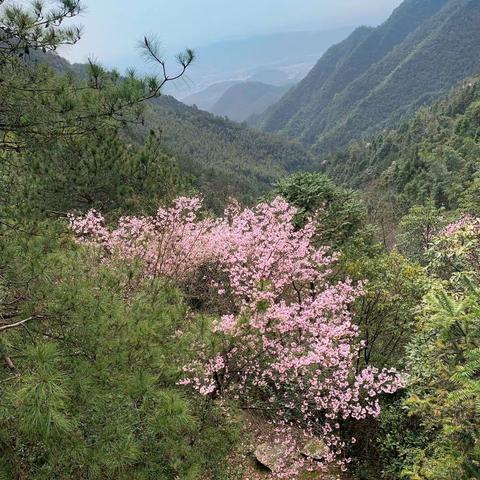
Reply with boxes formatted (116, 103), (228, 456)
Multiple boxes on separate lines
(61, 0), (403, 70)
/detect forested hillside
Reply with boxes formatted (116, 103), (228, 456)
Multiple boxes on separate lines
(323, 77), (480, 212)
(136, 95), (316, 210)
(1, 1), (479, 480)
(38, 53), (315, 211)
(256, 0), (480, 154)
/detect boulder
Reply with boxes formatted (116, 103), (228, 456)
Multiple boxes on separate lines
(301, 438), (327, 461)
(254, 442), (290, 471)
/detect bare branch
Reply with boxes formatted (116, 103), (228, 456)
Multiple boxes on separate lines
(0, 315), (45, 332)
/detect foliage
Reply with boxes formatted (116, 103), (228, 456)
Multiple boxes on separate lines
(335, 237), (429, 480)
(270, 172), (367, 249)
(383, 215), (480, 480)
(70, 196), (405, 477)
(397, 203), (449, 263)
(427, 215), (480, 279)
(0, 0), (82, 57)
(346, 250), (428, 370)
(3, 130), (189, 219)
(0, 224), (237, 479)
(345, 215), (480, 480)
(0, 0), (194, 153)
(271, 172), (428, 370)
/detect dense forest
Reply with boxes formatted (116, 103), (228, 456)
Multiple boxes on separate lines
(315, 76), (480, 245)
(0, 1), (479, 480)
(135, 95), (316, 211)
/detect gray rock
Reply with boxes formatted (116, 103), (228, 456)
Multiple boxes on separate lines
(254, 443), (290, 471)
(301, 438), (327, 461)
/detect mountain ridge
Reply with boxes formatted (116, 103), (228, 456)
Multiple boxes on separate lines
(255, 0), (480, 155)
(211, 81), (291, 122)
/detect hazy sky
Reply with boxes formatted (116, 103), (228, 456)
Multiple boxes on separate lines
(61, 0), (403, 69)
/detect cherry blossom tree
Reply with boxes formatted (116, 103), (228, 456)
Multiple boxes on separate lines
(70, 196), (404, 476)
(69, 197), (218, 281)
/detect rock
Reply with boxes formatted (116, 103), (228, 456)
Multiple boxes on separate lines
(254, 443), (290, 471)
(301, 438), (327, 461)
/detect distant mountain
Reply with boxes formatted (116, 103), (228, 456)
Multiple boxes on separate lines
(211, 82), (291, 122)
(169, 27), (354, 99)
(256, 0), (480, 154)
(182, 81), (241, 111)
(247, 69), (292, 86)
(182, 72), (293, 119)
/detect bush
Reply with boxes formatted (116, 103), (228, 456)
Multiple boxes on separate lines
(0, 223), (237, 479)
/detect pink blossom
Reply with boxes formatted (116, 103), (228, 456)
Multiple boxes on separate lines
(70, 196), (404, 477)
(69, 197), (219, 281)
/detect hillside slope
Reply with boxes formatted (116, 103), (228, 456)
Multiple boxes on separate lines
(211, 82), (291, 122)
(256, 0), (480, 154)
(130, 95), (317, 209)
(34, 52), (316, 210)
(322, 76), (480, 213)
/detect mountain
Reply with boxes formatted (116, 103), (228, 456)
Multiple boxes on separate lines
(246, 69), (292, 86)
(182, 81), (241, 111)
(128, 95), (317, 210)
(322, 75), (480, 214)
(256, 0), (480, 155)
(210, 82), (291, 122)
(183, 75), (293, 122)
(169, 27), (354, 100)
(182, 70), (294, 114)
